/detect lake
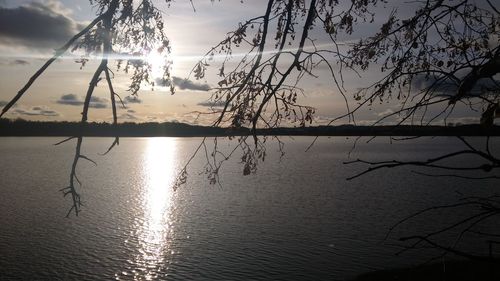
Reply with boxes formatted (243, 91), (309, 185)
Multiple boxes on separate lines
(0, 137), (498, 280)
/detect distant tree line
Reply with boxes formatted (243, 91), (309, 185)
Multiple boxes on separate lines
(1, 118), (498, 137)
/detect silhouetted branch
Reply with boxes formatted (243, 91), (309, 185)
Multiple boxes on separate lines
(102, 67), (120, 155)
(382, 192), (500, 261)
(399, 235), (494, 261)
(63, 136), (84, 216)
(412, 171), (500, 180)
(53, 136), (77, 146)
(346, 136), (500, 180)
(486, 0), (500, 14)
(79, 155), (98, 166)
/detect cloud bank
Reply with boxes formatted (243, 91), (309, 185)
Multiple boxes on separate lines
(13, 106), (59, 117)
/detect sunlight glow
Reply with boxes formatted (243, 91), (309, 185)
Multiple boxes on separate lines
(0, 41), (342, 63)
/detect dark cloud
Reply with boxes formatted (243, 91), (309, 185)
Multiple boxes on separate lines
(13, 106), (59, 117)
(197, 100), (228, 108)
(155, 78), (170, 87)
(56, 94), (108, 109)
(0, 1), (81, 48)
(124, 96), (142, 104)
(57, 94), (82, 106)
(174, 77), (211, 91)
(156, 76), (210, 91)
(412, 75), (499, 97)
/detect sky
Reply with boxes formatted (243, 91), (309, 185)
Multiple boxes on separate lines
(0, 0), (489, 125)
(0, 0), (273, 124)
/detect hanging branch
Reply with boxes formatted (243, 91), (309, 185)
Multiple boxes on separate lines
(0, 0), (173, 215)
(181, 0), (380, 184)
(59, 0), (120, 216)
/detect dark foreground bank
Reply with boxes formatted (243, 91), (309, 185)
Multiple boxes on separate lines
(353, 259), (500, 281)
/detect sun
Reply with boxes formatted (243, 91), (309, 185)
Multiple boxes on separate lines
(146, 50), (170, 81)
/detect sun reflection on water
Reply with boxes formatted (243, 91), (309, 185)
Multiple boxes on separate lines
(117, 138), (177, 280)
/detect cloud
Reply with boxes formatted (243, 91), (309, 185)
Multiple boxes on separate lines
(10, 59), (29, 65)
(120, 113), (138, 120)
(124, 96), (142, 104)
(89, 96), (108, 107)
(377, 108), (394, 117)
(313, 115), (334, 124)
(0, 1), (82, 48)
(446, 116), (480, 125)
(56, 94), (108, 109)
(197, 100), (227, 107)
(13, 106), (59, 117)
(127, 109), (136, 113)
(156, 76), (210, 91)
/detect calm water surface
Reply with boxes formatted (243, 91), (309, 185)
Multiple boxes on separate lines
(0, 137), (498, 280)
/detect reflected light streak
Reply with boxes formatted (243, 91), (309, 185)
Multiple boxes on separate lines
(125, 138), (177, 281)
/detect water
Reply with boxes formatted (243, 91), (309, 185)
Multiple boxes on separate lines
(0, 137), (498, 280)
